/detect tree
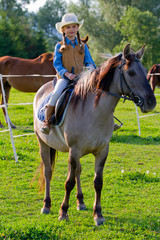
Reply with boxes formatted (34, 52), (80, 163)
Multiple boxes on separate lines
(0, 0), (31, 19)
(115, 7), (160, 68)
(30, 0), (66, 51)
(0, 18), (15, 56)
(96, 0), (160, 25)
(68, 1), (121, 65)
(0, 0), (47, 58)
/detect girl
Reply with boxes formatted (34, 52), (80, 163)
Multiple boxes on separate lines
(41, 13), (96, 134)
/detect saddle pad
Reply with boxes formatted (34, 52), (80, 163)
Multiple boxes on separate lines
(37, 88), (74, 126)
(37, 92), (52, 122)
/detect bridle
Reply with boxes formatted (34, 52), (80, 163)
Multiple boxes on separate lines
(119, 60), (144, 107)
(96, 58), (144, 107)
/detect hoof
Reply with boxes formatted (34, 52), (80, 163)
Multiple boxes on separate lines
(41, 207), (50, 214)
(94, 217), (105, 226)
(58, 214), (69, 221)
(0, 124), (4, 128)
(77, 203), (86, 210)
(11, 124), (16, 129)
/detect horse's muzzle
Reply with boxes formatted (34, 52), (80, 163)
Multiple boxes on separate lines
(133, 95), (144, 107)
(140, 94), (156, 113)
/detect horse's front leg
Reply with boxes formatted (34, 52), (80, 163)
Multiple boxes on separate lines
(93, 145), (109, 226)
(59, 148), (78, 221)
(76, 164), (86, 210)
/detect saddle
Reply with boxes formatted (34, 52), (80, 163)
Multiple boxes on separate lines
(37, 80), (76, 126)
(50, 82), (75, 126)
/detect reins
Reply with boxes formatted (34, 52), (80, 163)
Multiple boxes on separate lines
(95, 58), (144, 107)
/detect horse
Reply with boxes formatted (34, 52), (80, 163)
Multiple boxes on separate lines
(0, 35), (89, 129)
(0, 52), (55, 128)
(33, 44), (156, 226)
(147, 64), (160, 92)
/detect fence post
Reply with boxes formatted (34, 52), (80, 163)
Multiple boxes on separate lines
(135, 104), (141, 136)
(0, 74), (18, 162)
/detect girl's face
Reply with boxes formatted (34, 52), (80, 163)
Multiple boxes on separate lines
(62, 24), (79, 40)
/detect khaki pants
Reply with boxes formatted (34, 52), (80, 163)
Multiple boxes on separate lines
(49, 78), (68, 106)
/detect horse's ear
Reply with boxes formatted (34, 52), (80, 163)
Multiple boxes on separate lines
(81, 34), (89, 43)
(123, 43), (131, 59)
(136, 44), (145, 60)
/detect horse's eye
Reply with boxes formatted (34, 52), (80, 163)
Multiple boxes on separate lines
(128, 69), (135, 76)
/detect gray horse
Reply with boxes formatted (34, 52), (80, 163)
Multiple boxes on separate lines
(33, 44), (156, 226)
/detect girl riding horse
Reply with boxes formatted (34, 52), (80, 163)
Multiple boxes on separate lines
(41, 13), (96, 134)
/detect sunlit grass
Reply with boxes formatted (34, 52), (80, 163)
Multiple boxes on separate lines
(0, 88), (159, 239)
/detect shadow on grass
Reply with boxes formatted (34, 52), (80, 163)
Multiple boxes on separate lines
(111, 134), (160, 145)
(0, 226), (62, 240)
(1, 214), (159, 239)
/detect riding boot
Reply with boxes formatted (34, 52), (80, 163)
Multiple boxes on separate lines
(41, 105), (55, 135)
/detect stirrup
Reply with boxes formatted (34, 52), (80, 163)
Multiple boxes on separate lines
(113, 116), (123, 131)
(114, 123), (122, 131)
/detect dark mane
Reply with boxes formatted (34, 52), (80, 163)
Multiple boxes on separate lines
(71, 53), (122, 107)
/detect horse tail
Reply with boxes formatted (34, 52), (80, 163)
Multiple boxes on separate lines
(30, 148), (57, 192)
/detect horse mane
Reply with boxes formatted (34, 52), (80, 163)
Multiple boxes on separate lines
(37, 52), (54, 63)
(71, 53), (122, 108)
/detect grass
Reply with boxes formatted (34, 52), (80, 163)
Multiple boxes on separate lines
(0, 87), (160, 239)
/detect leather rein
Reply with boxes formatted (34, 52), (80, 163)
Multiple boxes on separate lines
(96, 59), (144, 107)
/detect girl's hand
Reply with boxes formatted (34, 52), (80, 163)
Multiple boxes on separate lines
(64, 72), (76, 80)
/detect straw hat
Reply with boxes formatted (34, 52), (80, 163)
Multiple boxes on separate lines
(55, 13), (84, 34)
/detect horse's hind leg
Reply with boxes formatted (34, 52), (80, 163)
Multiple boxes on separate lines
(93, 146), (109, 226)
(36, 134), (56, 214)
(59, 148), (79, 221)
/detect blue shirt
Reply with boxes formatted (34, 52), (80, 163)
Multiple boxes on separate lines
(53, 37), (96, 78)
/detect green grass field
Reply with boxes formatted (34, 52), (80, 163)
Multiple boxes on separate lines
(0, 87), (160, 239)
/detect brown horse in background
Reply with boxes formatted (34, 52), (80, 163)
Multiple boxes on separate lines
(0, 35), (90, 128)
(0, 52), (55, 128)
(147, 64), (160, 92)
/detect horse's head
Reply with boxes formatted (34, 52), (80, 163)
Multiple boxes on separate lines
(73, 44), (156, 113)
(116, 44), (156, 113)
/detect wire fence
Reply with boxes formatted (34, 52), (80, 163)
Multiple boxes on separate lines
(0, 73), (159, 161)
(0, 74), (56, 162)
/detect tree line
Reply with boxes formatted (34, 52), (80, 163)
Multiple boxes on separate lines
(0, 0), (160, 69)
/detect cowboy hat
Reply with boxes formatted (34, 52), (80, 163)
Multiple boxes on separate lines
(55, 13), (84, 34)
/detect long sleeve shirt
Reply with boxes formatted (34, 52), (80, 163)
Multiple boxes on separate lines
(53, 37), (96, 78)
